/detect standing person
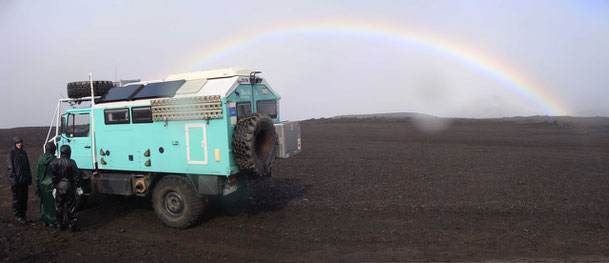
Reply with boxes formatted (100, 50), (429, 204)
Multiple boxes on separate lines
(51, 145), (83, 231)
(34, 142), (58, 227)
(6, 136), (32, 224)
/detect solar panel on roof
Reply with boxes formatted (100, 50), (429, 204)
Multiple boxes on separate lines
(176, 79), (207, 94)
(99, 85), (144, 103)
(132, 80), (186, 100)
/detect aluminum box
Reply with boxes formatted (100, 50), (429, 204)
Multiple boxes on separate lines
(274, 121), (302, 158)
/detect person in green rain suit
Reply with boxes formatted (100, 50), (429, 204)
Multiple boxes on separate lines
(34, 142), (58, 226)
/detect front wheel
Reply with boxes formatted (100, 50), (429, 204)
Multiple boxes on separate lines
(152, 175), (204, 228)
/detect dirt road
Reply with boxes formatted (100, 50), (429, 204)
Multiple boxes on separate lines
(1, 117), (609, 262)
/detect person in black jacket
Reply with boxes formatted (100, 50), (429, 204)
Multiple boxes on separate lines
(7, 136), (32, 224)
(51, 145), (83, 231)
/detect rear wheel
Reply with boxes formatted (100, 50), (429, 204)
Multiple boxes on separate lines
(152, 175), (204, 228)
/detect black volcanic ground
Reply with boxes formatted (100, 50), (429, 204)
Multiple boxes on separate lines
(1, 116), (609, 262)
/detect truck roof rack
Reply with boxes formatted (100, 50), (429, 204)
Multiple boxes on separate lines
(166, 68), (254, 81)
(59, 96), (101, 103)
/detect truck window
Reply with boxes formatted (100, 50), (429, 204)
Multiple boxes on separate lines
(256, 100), (277, 118)
(132, 106), (153, 123)
(67, 113), (90, 137)
(236, 102), (251, 119)
(104, 108), (130, 124)
(60, 114), (66, 134)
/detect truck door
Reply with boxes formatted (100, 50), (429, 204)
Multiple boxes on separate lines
(62, 112), (93, 169)
(185, 123), (208, 165)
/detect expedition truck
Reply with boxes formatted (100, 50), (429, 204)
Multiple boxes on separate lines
(44, 68), (302, 228)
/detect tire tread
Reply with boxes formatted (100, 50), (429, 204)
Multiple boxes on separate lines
(67, 81), (114, 98)
(232, 114), (279, 176)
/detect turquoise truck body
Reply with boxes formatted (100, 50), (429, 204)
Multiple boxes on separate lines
(60, 83), (279, 177)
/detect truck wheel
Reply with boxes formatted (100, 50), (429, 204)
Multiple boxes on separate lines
(67, 81), (114, 98)
(232, 114), (278, 176)
(152, 175), (204, 228)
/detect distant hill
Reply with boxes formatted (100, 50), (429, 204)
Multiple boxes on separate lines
(330, 112), (609, 127)
(495, 115), (609, 127)
(332, 112), (437, 119)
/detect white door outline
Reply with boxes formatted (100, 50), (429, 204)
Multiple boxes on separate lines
(185, 123), (208, 165)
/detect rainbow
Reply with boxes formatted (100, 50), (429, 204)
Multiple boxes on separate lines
(176, 20), (569, 116)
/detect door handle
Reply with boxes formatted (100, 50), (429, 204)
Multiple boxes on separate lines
(85, 146), (91, 149)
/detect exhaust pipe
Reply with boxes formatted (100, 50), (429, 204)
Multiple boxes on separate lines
(134, 177), (146, 194)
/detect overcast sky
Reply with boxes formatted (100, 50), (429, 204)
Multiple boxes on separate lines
(1, 0), (608, 128)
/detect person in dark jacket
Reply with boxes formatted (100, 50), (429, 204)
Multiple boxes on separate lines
(51, 145), (83, 231)
(7, 136), (32, 224)
(34, 142), (58, 226)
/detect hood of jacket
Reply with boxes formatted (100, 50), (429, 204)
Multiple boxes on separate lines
(12, 136), (24, 151)
(12, 136), (23, 144)
(45, 142), (56, 155)
(60, 145), (71, 158)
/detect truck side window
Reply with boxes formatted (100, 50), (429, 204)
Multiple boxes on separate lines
(104, 108), (130, 124)
(236, 102), (251, 119)
(256, 100), (277, 118)
(67, 113), (90, 137)
(60, 114), (67, 134)
(132, 106), (153, 123)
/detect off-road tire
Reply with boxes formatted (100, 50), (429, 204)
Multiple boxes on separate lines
(232, 114), (278, 176)
(67, 81), (114, 98)
(152, 175), (204, 229)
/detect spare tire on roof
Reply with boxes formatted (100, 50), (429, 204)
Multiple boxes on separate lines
(232, 114), (278, 176)
(67, 81), (114, 98)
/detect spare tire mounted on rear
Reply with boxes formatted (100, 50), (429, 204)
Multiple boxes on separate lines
(232, 114), (278, 176)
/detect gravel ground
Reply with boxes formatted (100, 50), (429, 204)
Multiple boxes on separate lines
(1, 117), (609, 262)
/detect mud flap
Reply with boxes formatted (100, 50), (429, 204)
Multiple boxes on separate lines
(197, 175), (222, 195)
